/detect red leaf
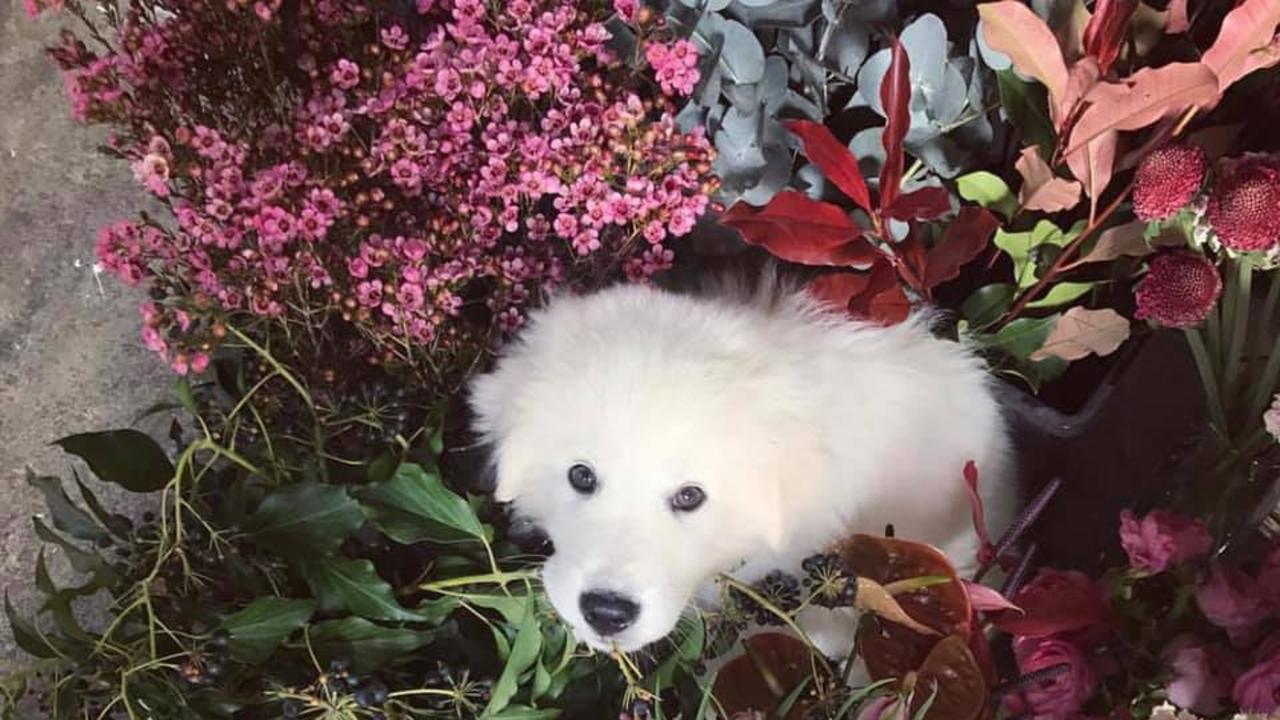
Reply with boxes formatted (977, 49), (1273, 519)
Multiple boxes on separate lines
(863, 284), (911, 326)
(1082, 0), (1139, 74)
(783, 120), (873, 213)
(1065, 62), (1220, 154)
(922, 207), (1000, 290)
(962, 461), (995, 566)
(879, 35), (912, 214)
(807, 272), (870, 312)
(719, 191), (877, 268)
(886, 186), (952, 222)
(1202, 0), (1280, 91)
(962, 581), (1022, 613)
(895, 228), (929, 293)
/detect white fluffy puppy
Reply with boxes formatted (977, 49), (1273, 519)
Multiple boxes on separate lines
(469, 277), (1013, 653)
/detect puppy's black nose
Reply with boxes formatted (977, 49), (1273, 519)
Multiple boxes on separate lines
(579, 591), (639, 636)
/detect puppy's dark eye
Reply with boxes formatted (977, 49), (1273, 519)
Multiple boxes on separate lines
(670, 485), (706, 512)
(567, 464), (597, 495)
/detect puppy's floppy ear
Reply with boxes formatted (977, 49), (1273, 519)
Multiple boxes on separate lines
(467, 369), (528, 503)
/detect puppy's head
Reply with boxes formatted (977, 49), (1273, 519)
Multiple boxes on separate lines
(470, 286), (820, 651)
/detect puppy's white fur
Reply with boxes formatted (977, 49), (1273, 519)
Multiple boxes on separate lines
(470, 278), (1013, 653)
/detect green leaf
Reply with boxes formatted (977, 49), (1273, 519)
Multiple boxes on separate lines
(1026, 281), (1095, 309)
(645, 613), (705, 691)
(301, 557), (425, 622)
(467, 594), (532, 626)
(484, 601), (543, 717)
(245, 483), (364, 558)
(219, 597), (316, 664)
(25, 470), (109, 544)
(5, 594), (61, 659)
(54, 430), (174, 493)
(357, 464), (484, 544)
(962, 283), (1017, 328)
(994, 220), (1070, 289)
(490, 708), (561, 720)
(307, 617), (433, 673)
(173, 376), (197, 415)
(416, 596), (461, 625)
(531, 658), (551, 703)
(73, 471), (132, 538)
(956, 171), (1018, 220)
(977, 315), (1060, 360)
(997, 69), (1057, 157)
(32, 517), (102, 574)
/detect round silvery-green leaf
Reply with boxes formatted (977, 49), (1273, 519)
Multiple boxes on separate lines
(797, 164), (828, 199)
(697, 65), (725, 107)
(678, 0), (731, 10)
(900, 13), (948, 90)
(775, 88), (822, 120)
(713, 107), (767, 179)
(825, 11), (869, 77)
(849, 126), (885, 191)
(676, 101), (708, 133)
(759, 56), (789, 104)
(737, 142), (793, 205)
(825, 0), (897, 24)
(723, 80), (759, 112)
(731, 0), (819, 26)
(931, 61), (970, 127)
(906, 108), (943, 145)
(856, 46), (890, 115)
(910, 134), (971, 179)
(974, 20), (1012, 71)
(697, 15), (766, 84)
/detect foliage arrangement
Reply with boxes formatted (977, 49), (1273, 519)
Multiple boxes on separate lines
(8, 0), (1280, 717)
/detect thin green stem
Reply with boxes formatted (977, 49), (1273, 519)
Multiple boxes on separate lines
(419, 569), (539, 592)
(1224, 256), (1254, 417)
(1249, 277), (1280, 422)
(1185, 328), (1230, 441)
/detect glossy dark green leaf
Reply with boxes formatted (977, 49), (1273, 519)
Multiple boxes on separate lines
(415, 596), (461, 625)
(490, 707), (561, 719)
(219, 597), (316, 664)
(245, 483), (363, 558)
(54, 430), (174, 493)
(73, 470), (132, 538)
(357, 464), (484, 544)
(962, 283), (1017, 328)
(300, 557), (425, 622)
(32, 517), (102, 574)
(308, 617), (433, 673)
(997, 69), (1057, 157)
(484, 601), (543, 716)
(5, 594), (61, 659)
(25, 470), (110, 544)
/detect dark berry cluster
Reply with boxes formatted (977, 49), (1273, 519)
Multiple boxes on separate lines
(733, 571), (802, 626)
(801, 553), (857, 609)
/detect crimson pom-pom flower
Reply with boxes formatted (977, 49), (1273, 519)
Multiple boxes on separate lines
(1206, 155), (1280, 252)
(1132, 143), (1208, 221)
(1134, 251), (1223, 328)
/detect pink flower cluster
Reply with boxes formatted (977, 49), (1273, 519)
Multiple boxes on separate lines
(644, 40), (700, 97)
(1118, 509), (1213, 574)
(47, 0), (714, 380)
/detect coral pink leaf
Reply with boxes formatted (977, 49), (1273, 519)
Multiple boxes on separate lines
(963, 581), (1022, 613)
(886, 187), (952, 222)
(1016, 145), (1083, 212)
(1065, 131), (1118, 207)
(977, 2), (1070, 107)
(1066, 220), (1150, 268)
(1030, 307), (1131, 362)
(1065, 62), (1220, 154)
(879, 35), (912, 214)
(783, 120), (873, 214)
(1201, 0), (1280, 91)
(1082, 0), (1139, 74)
(922, 207), (1000, 290)
(719, 191), (877, 268)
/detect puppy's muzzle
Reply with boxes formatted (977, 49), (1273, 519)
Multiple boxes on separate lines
(579, 590), (640, 636)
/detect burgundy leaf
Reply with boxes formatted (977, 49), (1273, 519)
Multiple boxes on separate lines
(922, 207), (1000, 291)
(1082, 0), (1139, 74)
(783, 120), (873, 213)
(851, 264), (912, 326)
(886, 186), (952, 222)
(962, 460), (996, 567)
(879, 35), (911, 214)
(807, 272), (870, 312)
(719, 191), (877, 267)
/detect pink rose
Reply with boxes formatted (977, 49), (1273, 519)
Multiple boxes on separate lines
(1004, 636), (1098, 720)
(1162, 634), (1238, 715)
(1234, 635), (1280, 713)
(1118, 509), (1213, 573)
(1259, 542), (1280, 607)
(1195, 564), (1272, 646)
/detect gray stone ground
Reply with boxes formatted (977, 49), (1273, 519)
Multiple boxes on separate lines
(0, 1), (171, 667)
